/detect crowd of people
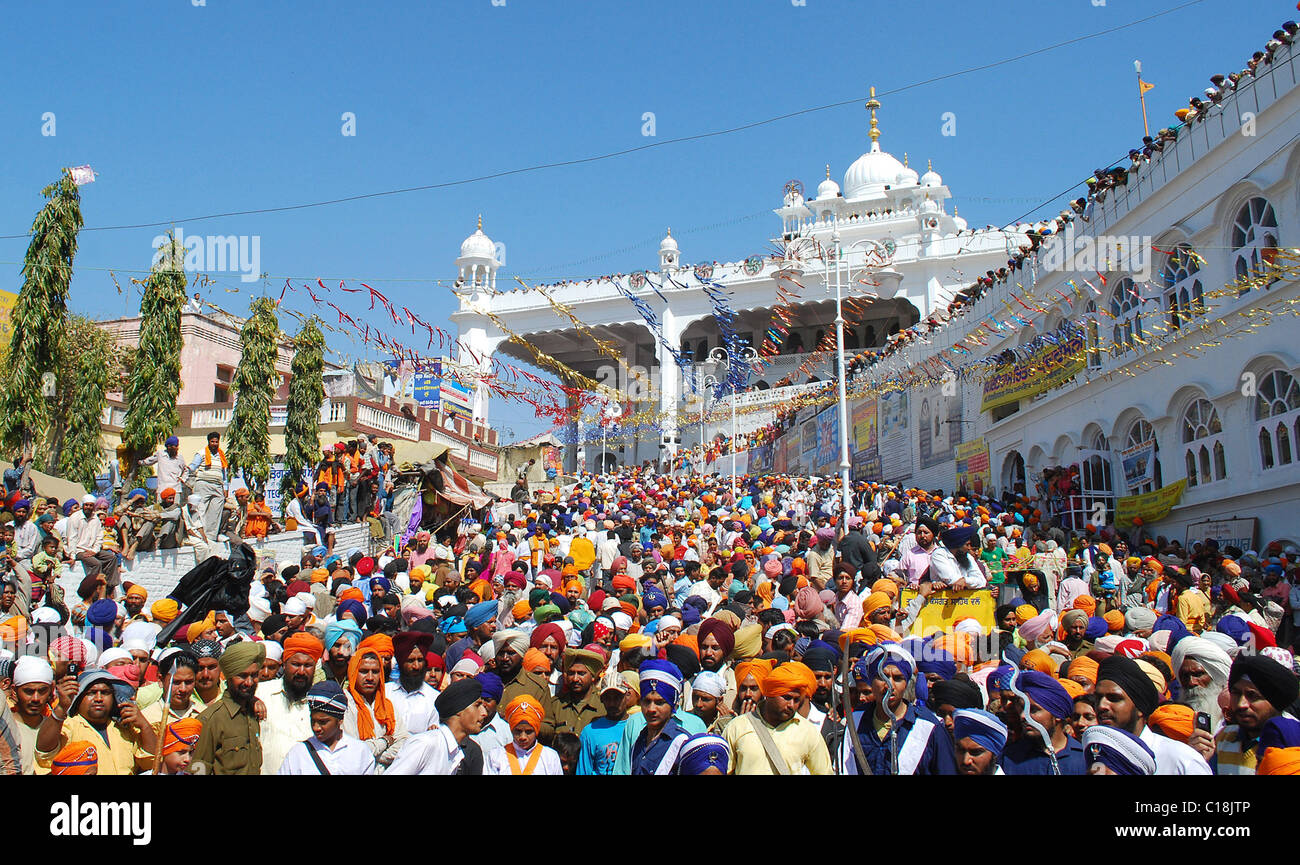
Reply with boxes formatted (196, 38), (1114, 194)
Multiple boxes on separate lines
(1, 455), (1297, 777)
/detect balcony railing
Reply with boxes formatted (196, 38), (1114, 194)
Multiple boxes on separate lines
(354, 403), (419, 441)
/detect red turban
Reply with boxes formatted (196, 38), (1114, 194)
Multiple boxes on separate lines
(697, 618), (735, 658)
(530, 622), (566, 653)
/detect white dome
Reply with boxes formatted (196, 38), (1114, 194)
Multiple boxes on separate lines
(920, 195), (940, 214)
(895, 166), (919, 186)
(843, 143), (906, 199)
(816, 164), (841, 199)
(660, 229), (678, 253)
(920, 168), (942, 187)
(459, 216), (496, 260)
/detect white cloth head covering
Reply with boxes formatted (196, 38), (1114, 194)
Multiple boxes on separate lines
(32, 607), (61, 624)
(283, 597), (309, 617)
(121, 621), (160, 653)
(97, 648), (132, 668)
(1170, 636), (1232, 687)
(692, 670), (726, 697)
(13, 656), (54, 686)
(262, 641), (284, 662)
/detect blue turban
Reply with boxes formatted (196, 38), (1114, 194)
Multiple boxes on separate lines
(127, 488), (149, 501)
(475, 671), (504, 702)
(13, 498), (30, 511)
(84, 626), (115, 652)
(323, 620), (362, 653)
(988, 663), (1018, 692)
(311, 545), (328, 558)
(917, 650), (957, 682)
(465, 601), (498, 629)
(165, 436), (180, 447)
(306, 681), (348, 719)
(1152, 614), (1192, 650)
(642, 588), (668, 611)
(549, 593), (572, 615)
(1216, 615), (1251, 647)
(1084, 616), (1109, 640)
(368, 576), (390, 594)
(680, 603), (702, 627)
(952, 708), (1008, 756)
(322, 554), (343, 571)
(62, 500), (78, 516)
(86, 599), (118, 627)
(337, 599), (368, 628)
(442, 616), (467, 636)
(639, 658), (683, 705)
(1015, 670), (1073, 719)
(673, 733), (731, 775)
(941, 525), (977, 550)
(858, 644), (916, 685)
(1082, 725), (1155, 775)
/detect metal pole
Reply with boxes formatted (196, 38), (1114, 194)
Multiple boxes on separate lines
(834, 235), (852, 519)
(601, 420), (606, 475)
(730, 384), (737, 501)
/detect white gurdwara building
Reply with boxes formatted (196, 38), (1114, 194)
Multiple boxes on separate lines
(452, 44), (1300, 549)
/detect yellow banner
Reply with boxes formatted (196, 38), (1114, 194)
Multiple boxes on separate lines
(979, 330), (1086, 412)
(0, 288), (17, 343)
(955, 437), (992, 497)
(1115, 479), (1186, 526)
(898, 587), (996, 637)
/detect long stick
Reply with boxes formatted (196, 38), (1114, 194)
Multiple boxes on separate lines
(151, 672), (176, 775)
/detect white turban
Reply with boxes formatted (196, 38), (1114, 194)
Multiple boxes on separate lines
(121, 621), (160, 653)
(13, 656), (54, 686)
(692, 670), (727, 698)
(262, 641), (284, 663)
(247, 594), (272, 623)
(32, 607), (61, 624)
(1170, 636), (1232, 688)
(283, 597), (309, 617)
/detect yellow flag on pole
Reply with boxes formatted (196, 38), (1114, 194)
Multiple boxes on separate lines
(1139, 80), (1155, 95)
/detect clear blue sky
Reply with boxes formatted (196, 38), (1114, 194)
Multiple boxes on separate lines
(0, 0), (1285, 439)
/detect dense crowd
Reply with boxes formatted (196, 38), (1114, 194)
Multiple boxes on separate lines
(2, 450), (1297, 778)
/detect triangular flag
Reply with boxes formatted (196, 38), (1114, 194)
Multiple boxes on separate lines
(1139, 80), (1155, 95)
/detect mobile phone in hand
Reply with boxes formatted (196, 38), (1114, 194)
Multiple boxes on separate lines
(1195, 711), (1212, 733)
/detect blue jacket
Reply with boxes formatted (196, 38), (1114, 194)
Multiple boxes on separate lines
(854, 703), (957, 775)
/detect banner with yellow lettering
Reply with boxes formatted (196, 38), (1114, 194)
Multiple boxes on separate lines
(898, 588), (996, 637)
(1115, 479), (1186, 527)
(979, 329), (1086, 412)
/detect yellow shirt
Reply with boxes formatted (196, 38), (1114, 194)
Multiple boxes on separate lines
(37, 714), (142, 776)
(1177, 589), (1213, 633)
(724, 712), (833, 775)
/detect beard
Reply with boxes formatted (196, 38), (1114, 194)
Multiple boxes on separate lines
(400, 669), (427, 692)
(284, 674), (313, 702)
(1178, 683), (1223, 728)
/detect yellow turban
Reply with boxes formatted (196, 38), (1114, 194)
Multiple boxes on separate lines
(870, 579), (899, 601)
(151, 599), (179, 624)
(1014, 604), (1038, 626)
(732, 624), (762, 661)
(861, 592), (893, 618)
(125, 584), (148, 601)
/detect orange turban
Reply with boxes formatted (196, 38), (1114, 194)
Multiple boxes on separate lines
(522, 648), (552, 674)
(52, 741), (98, 775)
(1059, 678), (1085, 699)
(754, 581), (775, 610)
(185, 612), (216, 644)
(1148, 704), (1195, 744)
(563, 579), (585, 595)
(870, 579), (899, 601)
(1073, 596), (1097, 616)
(838, 627), (877, 651)
(869, 624), (901, 644)
(357, 634), (394, 663)
(1021, 650), (1056, 675)
(1, 616), (27, 643)
(734, 659), (775, 691)
(861, 592), (892, 618)
(162, 718), (203, 755)
(1258, 746), (1300, 775)
(1014, 604), (1037, 625)
(150, 599), (179, 624)
(282, 632), (325, 663)
(503, 695), (546, 730)
(347, 645), (396, 740)
(930, 632), (974, 668)
(1103, 610), (1125, 633)
(1067, 656), (1099, 684)
(760, 661), (817, 699)
(125, 584), (148, 601)
(618, 601), (638, 620)
(511, 599), (533, 622)
(339, 587), (365, 603)
(673, 634), (699, 659)
(310, 568), (330, 584)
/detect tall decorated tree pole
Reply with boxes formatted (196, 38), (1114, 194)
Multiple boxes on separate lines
(226, 297), (279, 493)
(122, 232), (187, 485)
(0, 170), (84, 462)
(279, 316), (325, 511)
(50, 316), (126, 491)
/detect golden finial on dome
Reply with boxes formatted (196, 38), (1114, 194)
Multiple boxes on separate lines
(826, 164), (831, 179)
(666, 227), (672, 236)
(477, 214), (482, 230)
(928, 159), (933, 171)
(866, 86), (881, 144)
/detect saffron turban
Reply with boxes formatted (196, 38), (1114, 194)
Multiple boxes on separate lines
(734, 659), (775, 691)
(356, 634), (394, 663)
(503, 695), (546, 730)
(1058, 678), (1085, 699)
(1083, 724), (1155, 775)
(871, 579), (899, 600)
(1014, 670), (1073, 719)
(1067, 656), (1099, 684)
(952, 708), (1008, 756)
(1020, 650), (1056, 675)
(162, 718), (203, 755)
(1148, 704), (1195, 743)
(1072, 595), (1097, 616)
(760, 661), (816, 699)
(282, 632), (324, 663)
(347, 646), (397, 739)
(522, 648), (552, 674)
(125, 584), (148, 601)
(52, 741), (99, 775)
(218, 641), (266, 678)
(862, 592), (893, 618)
(1257, 746), (1300, 775)
(1014, 604), (1038, 625)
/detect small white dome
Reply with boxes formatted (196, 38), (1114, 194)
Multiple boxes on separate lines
(920, 196), (940, 214)
(920, 160), (942, 187)
(459, 216), (496, 260)
(660, 229), (678, 253)
(895, 156), (918, 186)
(816, 164), (841, 199)
(843, 143), (906, 199)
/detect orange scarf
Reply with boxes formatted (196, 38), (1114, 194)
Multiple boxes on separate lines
(347, 649), (396, 739)
(203, 447), (228, 470)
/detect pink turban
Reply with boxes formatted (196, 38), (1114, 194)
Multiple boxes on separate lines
(1017, 610), (1058, 644)
(793, 585), (824, 620)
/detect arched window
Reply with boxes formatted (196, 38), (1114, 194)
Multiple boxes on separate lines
(1255, 369), (1300, 470)
(844, 328), (860, 350)
(1231, 197), (1279, 293)
(1162, 245), (1204, 329)
(1124, 419), (1162, 494)
(1109, 278), (1143, 357)
(1001, 451), (1026, 495)
(1181, 398), (1226, 487)
(1084, 301), (1102, 369)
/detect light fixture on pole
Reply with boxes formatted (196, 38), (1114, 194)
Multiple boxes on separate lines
(700, 373), (719, 476)
(708, 345), (759, 502)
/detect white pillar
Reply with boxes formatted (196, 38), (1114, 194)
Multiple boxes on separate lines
(462, 327), (504, 427)
(655, 310), (685, 466)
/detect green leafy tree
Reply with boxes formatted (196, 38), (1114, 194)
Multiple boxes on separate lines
(226, 297), (279, 492)
(121, 233), (187, 482)
(48, 316), (124, 491)
(0, 171), (83, 457)
(279, 317), (325, 510)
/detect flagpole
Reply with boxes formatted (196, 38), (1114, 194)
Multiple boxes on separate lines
(1135, 60), (1150, 137)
